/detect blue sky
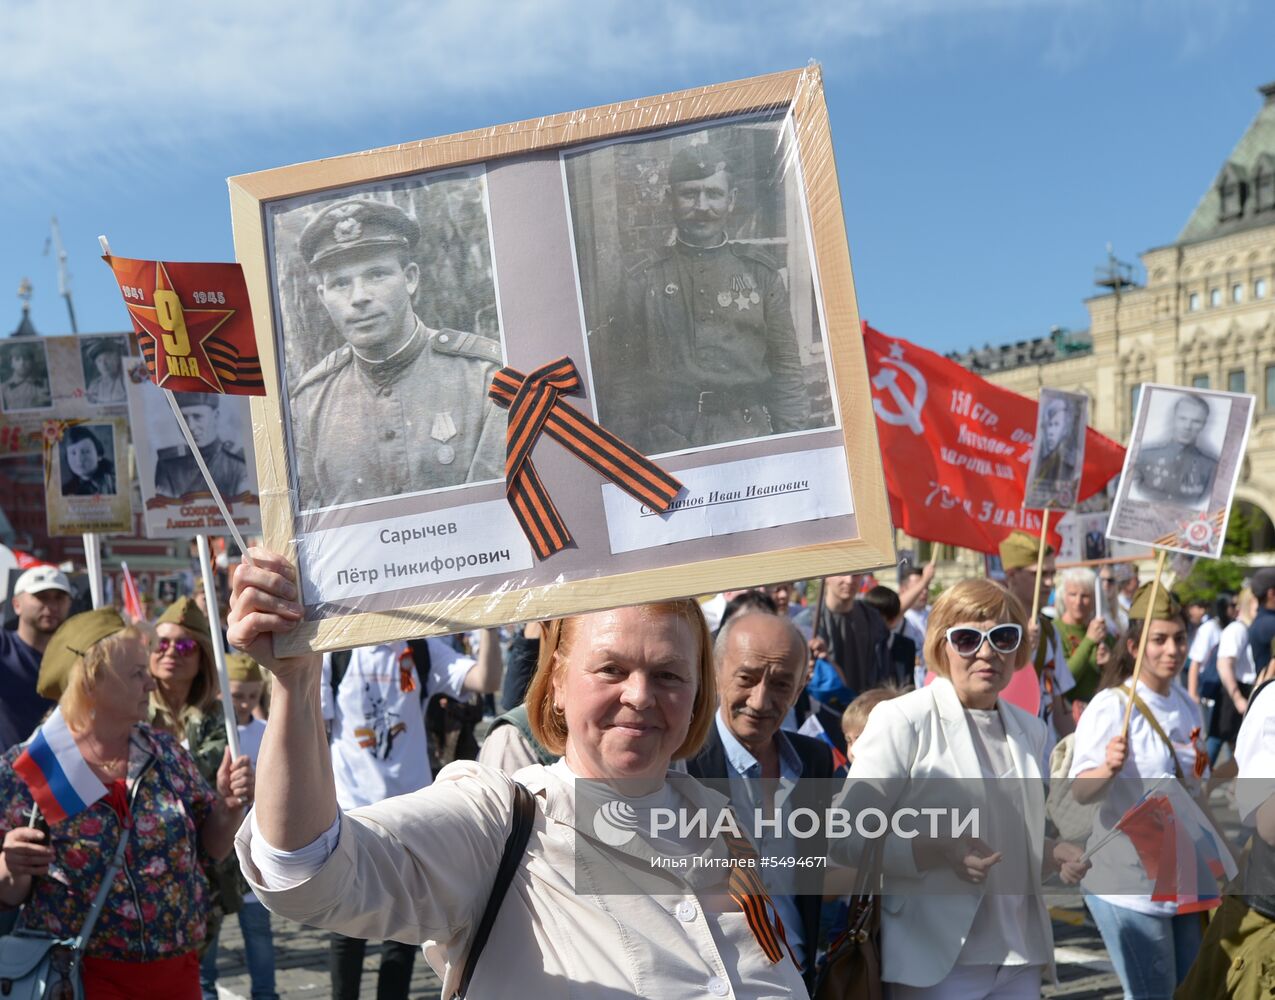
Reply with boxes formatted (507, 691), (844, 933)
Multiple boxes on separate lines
(2, 0), (1271, 355)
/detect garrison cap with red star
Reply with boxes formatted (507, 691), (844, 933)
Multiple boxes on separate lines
(101, 255), (265, 396)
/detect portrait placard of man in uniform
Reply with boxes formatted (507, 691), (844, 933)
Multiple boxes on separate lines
(268, 171), (506, 513)
(1023, 388), (1087, 510)
(1108, 383), (1254, 559)
(563, 114), (836, 456)
(0, 341), (53, 413)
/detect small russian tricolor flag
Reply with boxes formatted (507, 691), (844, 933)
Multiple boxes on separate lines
(13, 707), (108, 824)
(797, 713), (849, 773)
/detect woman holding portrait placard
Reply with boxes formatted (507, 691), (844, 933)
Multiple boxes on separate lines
(226, 547), (807, 998)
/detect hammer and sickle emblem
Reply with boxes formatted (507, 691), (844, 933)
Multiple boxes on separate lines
(871, 344), (927, 435)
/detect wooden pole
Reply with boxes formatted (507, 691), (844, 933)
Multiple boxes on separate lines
(1120, 547), (1169, 740)
(1029, 510), (1052, 624)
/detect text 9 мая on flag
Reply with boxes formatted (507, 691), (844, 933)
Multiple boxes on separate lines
(862, 322), (1126, 555)
(102, 255), (265, 396)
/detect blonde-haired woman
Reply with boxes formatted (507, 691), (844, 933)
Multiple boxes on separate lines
(226, 548), (807, 998)
(0, 608), (251, 999)
(846, 578), (1087, 998)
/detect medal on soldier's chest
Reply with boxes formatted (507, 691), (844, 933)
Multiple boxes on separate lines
(729, 274), (760, 310)
(431, 412), (458, 465)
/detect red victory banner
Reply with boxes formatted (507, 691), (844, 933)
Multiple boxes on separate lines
(863, 323), (1126, 554)
(102, 256), (264, 395)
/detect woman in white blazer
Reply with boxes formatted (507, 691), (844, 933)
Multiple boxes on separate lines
(222, 548), (808, 999)
(848, 578), (1088, 1000)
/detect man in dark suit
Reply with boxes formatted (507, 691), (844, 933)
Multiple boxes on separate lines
(686, 611), (833, 991)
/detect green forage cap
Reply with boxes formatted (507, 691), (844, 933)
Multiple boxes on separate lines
(1129, 582), (1182, 622)
(226, 653), (263, 683)
(998, 530), (1053, 571)
(156, 596), (215, 666)
(38, 608), (129, 699)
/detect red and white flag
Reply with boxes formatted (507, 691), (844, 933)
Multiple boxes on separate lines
(120, 561), (144, 623)
(1116, 780), (1235, 913)
(863, 323), (1126, 554)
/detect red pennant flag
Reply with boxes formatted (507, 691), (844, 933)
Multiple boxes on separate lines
(102, 256), (264, 395)
(120, 561), (143, 624)
(863, 323), (1126, 555)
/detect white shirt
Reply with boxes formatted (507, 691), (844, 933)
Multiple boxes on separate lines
(1069, 681), (1206, 915)
(321, 639), (474, 810)
(237, 716), (267, 766)
(1217, 619), (1257, 685)
(1187, 617), (1223, 666)
(1235, 681), (1275, 826)
(902, 608), (928, 668)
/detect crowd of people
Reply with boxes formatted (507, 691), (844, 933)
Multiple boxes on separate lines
(0, 537), (1272, 999)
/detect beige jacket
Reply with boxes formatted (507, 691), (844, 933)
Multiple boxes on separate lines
(235, 760), (806, 999)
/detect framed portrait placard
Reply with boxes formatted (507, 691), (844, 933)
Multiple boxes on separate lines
(1023, 387), (1087, 511)
(1107, 383), (1255, 559)
(42, 416), (133, 536)
(123, 359), (262, 539)
(229, 66), (895, 653)
(0, 334), (134, 456)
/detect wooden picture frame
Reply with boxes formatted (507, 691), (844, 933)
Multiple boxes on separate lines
(229, 66), (895, 653)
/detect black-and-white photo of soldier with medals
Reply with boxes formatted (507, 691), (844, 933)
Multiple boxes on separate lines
(1023, 388), (1087, 510)
(1129, 390), (1219, 510)
(268, 168), (506, 514)
(563, 112), (837, 457)
(1108, 382), (1254, 559)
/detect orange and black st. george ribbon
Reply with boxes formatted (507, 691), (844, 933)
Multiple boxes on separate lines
(488, 357), (683, 559)
(723, 830), (793, 965)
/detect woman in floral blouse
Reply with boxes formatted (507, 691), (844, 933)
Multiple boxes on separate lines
(0, 608), (252, 999)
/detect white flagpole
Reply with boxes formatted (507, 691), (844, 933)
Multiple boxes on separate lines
(198, 533), (240, 760)
(83, 532), (103, 608)
(160, 392), (249, 555)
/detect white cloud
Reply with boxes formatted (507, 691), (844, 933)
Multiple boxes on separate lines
(0, 0), (1246, 181)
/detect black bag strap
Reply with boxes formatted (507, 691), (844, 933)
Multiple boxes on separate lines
(454, 782), (536, 999)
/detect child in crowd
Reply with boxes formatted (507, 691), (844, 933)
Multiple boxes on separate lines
(841, 684), (904, 764)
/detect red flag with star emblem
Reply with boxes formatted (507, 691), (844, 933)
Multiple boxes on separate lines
(102, 256), (265, 395)
(862, 322), (1126, 554)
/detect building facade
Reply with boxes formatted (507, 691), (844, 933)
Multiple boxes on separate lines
(928, 80), (1275, 569)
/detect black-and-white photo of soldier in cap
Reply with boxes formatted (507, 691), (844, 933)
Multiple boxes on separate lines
(80, 335), (129, 405)
(271, 176), (506, 512)
(563, 113), (835, 457)
(154, 391), (249, 500)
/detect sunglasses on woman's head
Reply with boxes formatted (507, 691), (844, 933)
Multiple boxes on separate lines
(944, 624), (1023, 657)
(155, 637), (198, 656)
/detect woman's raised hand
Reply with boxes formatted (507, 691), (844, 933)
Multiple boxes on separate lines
(227, 547), (317, 680)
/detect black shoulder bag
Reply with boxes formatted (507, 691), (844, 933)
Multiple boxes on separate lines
(452, 782), (536, 999)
